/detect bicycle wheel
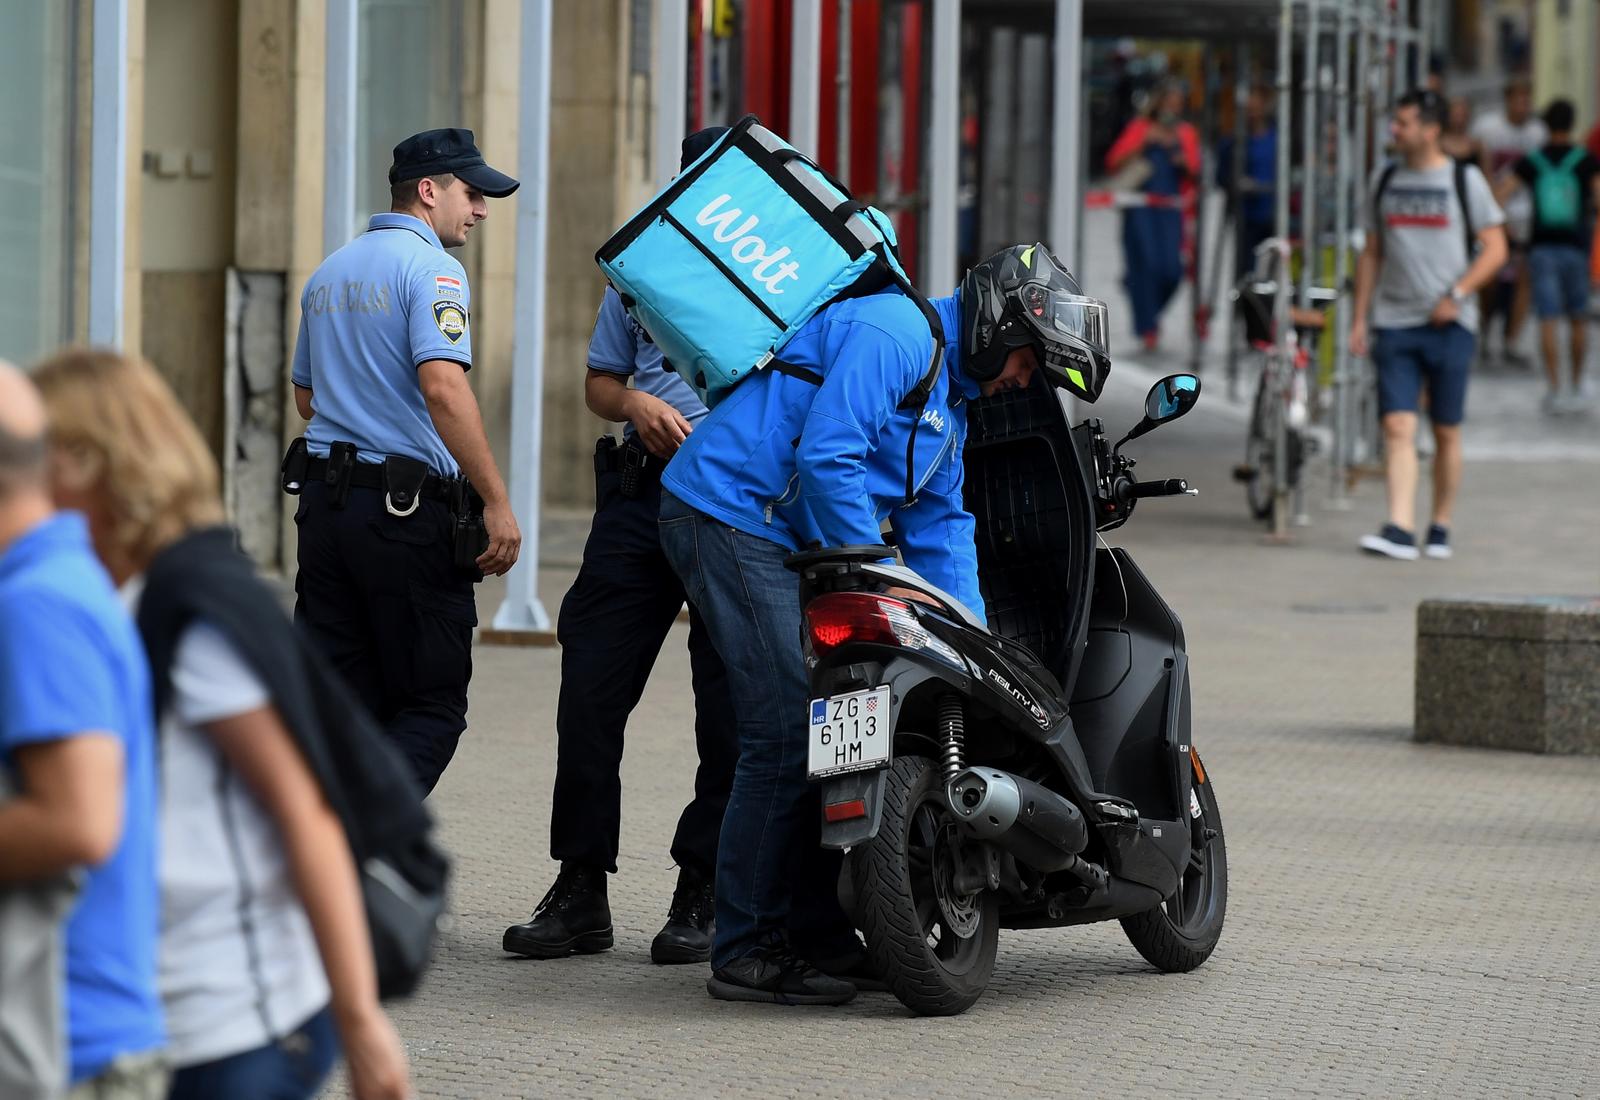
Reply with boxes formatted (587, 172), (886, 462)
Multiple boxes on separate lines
(1238, 368), (1277, 521)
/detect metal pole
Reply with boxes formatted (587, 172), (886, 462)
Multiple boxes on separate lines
(655, 0), (689, 191)
(1049, 0), (1084, 270)
(1271, 0), (1294, 539)
(323, 0), (359, 256)
(1226, 42), (1252, 400)
(836, 0), (852, 182)
(88, 0), (129, 345)
(789, 0), (823, 156)
(1374, 0), (1390, 123)
(1298, 0), (1319, 309)
(491, 0), (555, 637)
(1329, 0), (1354, 508)
(1399, 0), (1415, 88)
(1416, 0), (1431, 85)
(1191, 48), (1220, 374)
(1350, 0), (1379, 472)
(927, 0), (961, 290)
(1386, 0), (1403, 101)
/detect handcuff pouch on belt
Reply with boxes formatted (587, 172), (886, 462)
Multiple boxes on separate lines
(382, 455), (428, 518)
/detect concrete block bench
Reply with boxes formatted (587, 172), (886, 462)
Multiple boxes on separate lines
(1416, 597), (1600, 755)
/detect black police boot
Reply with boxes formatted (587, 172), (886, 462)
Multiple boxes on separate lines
(650, 866), (714, 965)
(502, 864), (613, 959)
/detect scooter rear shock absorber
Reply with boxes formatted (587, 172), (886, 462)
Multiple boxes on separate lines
(938, 694), (966, 783)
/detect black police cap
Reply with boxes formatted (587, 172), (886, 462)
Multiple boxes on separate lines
(389, 128), (519, 198)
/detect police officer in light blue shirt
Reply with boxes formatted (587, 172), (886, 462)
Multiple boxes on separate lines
(502, 129), (738, 969)
(288, 127), (520, 793)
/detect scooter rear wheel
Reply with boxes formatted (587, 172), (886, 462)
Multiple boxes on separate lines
(850, 754), (998, 1016)
(1120, 753), (1228, 972)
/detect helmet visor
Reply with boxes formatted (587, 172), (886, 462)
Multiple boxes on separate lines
(1019, 283), (1109, 354)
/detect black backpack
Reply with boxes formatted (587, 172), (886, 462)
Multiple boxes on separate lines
(137, 527), (448, 1000)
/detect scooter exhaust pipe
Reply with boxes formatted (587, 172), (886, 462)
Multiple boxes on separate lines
(946, 768), (1088, 873)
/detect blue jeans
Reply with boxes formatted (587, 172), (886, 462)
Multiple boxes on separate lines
(166, 1007), (338, 1100)
(657, 491), (855, 968)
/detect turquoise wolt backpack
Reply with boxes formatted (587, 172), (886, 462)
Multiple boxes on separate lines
(595, 115), (944, 432)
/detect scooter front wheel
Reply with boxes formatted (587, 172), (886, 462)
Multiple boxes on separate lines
(850, 754), (999, 1016)
(1119, 751), (1228, 971)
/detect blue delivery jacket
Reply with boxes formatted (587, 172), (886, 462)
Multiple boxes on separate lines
(661, 289), (986, 622)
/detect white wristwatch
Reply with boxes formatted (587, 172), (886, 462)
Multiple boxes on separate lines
(1449, 285), (1468, 303)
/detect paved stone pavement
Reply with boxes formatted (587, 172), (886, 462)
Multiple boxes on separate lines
(319, 345), (1600, 1099)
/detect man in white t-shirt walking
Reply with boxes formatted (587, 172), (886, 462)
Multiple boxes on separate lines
(1471, 78), (1547, 366)
(1351, 90), (1508, 561)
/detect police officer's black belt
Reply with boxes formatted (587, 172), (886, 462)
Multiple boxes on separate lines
(304, 455), (458, 504)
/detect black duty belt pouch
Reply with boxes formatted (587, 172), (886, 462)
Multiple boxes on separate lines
(381, 455), (430, 518)
(450, 481), (489, 573)
(280, 437), (310, 495)
(324, 441), (357, 509)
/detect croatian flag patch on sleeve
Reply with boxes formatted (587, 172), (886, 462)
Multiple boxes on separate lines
(435, 275), (463, 299)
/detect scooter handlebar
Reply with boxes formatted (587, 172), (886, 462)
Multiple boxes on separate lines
(1129, 478), (1191, 499)
(1114, 477), (1195, 504)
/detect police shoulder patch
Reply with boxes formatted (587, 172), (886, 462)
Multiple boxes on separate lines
(433, 300), (467, 343)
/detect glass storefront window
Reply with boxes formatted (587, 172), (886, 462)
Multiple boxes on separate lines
(0, 0), (77, 364)
(354, 0), (467, 234)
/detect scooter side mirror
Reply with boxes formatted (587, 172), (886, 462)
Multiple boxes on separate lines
(1116, 374), (1201, 450)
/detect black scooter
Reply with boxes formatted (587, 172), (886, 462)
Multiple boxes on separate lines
(788, 371), (1225, 1016)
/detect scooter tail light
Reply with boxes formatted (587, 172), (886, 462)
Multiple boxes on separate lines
(804, 592), (960, 664)
(805, 592), (912, 656)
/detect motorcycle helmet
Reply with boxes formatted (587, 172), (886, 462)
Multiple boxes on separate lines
(960, 243), (1111, 402)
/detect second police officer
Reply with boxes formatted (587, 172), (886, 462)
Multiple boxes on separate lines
(502, 129), (738, 966)
(287, 128), (522, 794)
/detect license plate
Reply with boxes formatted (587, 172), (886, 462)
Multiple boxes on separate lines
(808, 686), (892, 778)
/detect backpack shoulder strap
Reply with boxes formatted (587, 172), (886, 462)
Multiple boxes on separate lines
(769, 359), (823, 387)
(1527, 148), (1551, 173)
(1558, 146), (1587, 172)
(1453, 159), (1475, 257)
(1372, 161), (1400, 254)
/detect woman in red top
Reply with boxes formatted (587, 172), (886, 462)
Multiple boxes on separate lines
(1105, 80), (1202, 350)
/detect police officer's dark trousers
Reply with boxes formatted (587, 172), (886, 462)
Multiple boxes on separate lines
(294, 480), (476, 795)
(550, 446), (737, 877)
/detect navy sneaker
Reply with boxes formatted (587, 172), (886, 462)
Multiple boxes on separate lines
(1424, 524), (1452, 560)
(707, 940), (856, 1006)
(1359, 524), (1419, 560)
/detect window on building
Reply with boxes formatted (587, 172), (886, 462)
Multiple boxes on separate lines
(354, 0), (467, 234)
(0, 0), (77, 364)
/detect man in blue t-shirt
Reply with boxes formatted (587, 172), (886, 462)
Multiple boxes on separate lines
(503, 129), (737, 969)
(0, 362), (164, 1095)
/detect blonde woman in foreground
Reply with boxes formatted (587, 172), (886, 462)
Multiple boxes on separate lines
(33, 348), (411, 1100)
